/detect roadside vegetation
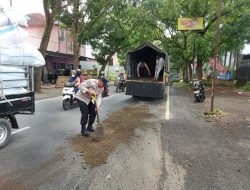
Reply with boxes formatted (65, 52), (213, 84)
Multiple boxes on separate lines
(34, 0), (250, 92)
(240, 81), (250, 91)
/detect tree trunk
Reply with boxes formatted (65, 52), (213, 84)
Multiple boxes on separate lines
(184, 61), (189, 83)
(196, 59), (203, 80)
(98, 54), (114, 77)
(34, 0), (61, 92)
(228, 51), (232, 69)
(188, 62), (193, 82)
(35, 19), (54, 92)
(223, 51), (227, 66)
(72, 0), (80, 69)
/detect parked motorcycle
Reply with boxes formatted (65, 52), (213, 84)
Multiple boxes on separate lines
(62, 82), (78, 110)
(193, 80), (205, 102)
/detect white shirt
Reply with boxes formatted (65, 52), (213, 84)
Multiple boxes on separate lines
(75, 79), (103, 108)
(156, 57), (165, 70)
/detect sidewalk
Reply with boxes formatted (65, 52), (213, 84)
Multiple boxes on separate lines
(35, 84), (62, 101)
(35, 83), (117, 101)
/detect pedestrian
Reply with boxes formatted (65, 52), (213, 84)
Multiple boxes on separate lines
(74, 77), (108, 136)
(154, 55), (165, 80)
(137, 61), (151, 78)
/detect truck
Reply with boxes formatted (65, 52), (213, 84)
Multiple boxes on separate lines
(0, 8), (45, 148)
(0, 65), (35, 149)
(125, 41), (168, 99)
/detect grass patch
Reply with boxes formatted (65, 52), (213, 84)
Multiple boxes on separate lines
(171, 82), (192, 89)
(240, 81), (250, 92)
(204, 108), (228, 118)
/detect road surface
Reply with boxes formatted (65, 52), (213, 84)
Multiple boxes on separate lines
(0, 87), (249, 190)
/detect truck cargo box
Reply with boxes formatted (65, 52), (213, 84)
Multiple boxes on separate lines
(125, 41), (168, 98)
(126, 79), (165, 98)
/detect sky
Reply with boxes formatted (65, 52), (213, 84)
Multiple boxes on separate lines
(0, 0), (44, 14)
(241, 44), (250, 55)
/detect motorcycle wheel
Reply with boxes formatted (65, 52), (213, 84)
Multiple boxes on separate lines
(121, 87), (125, 92)
(200, 94), (205, 102)
(116, 86), (119, 93)
(194, 94), (201, 102)
(0, 118), (11, 149)
(63, 99), (71, 110)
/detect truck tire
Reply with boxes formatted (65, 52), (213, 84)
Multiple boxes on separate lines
(0, 118), (11, 149)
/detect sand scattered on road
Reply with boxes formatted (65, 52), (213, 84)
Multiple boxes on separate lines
(70, 103), (154, 167)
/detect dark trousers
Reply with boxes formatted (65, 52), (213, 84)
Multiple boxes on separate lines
(77, 99), (96, 132)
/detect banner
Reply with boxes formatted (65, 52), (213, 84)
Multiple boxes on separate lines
(178, 17), (204, 31)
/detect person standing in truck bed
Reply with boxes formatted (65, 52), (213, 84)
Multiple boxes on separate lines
(137, 61), (151, 78)
(154, 55), (165, 81)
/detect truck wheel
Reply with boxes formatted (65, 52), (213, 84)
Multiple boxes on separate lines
(63, 99), (71, 110)
(0, 118), (11, 149)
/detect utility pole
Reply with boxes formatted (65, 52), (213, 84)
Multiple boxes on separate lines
(10, 0), (12, 7)
(211, 0), (222, 112)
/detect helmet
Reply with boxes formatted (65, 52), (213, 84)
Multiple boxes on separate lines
(76, 69), (81, 76)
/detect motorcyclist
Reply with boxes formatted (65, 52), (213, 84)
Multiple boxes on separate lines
(118, 72), (126, 89)
(76, 69), (84, 83)
(68, 70), (80, 93)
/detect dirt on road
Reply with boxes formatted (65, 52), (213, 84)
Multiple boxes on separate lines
(203, 86), (250, 141)
(70, 103), (154, 167)
(36, 85), (250, 167)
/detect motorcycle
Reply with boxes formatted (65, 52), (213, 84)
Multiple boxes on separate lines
(116, 79), (126, 92)
(62, 82), (78, 110)
(193, 80), (205, 102)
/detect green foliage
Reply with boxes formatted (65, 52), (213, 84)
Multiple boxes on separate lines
(56, 0), (250, 78)
(171, 82), (192, 89)
(240, 81), (250, 91)
(106, 72), (117, 81)
(204, 108), (228, 118)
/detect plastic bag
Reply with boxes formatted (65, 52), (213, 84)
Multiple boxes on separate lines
(0, 42), (45, 67)
(0, 24), (28, 46)
(0, 7), (29, 26)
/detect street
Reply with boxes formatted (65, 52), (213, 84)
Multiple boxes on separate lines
(0, 87), (249, 190)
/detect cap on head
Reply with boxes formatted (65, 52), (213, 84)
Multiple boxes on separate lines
(99, 76), (108, 84)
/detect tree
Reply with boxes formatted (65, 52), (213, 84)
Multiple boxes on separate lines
(60, 0), (112, 69)
(88, 0), (159, 76)
(144, 0), (250, 82)
(35, 0), (68, 92)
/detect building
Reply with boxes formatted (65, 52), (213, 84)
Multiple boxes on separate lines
(24, 12), (96, 82)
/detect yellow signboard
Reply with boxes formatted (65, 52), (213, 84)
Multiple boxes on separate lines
(178, 17), (204, 31)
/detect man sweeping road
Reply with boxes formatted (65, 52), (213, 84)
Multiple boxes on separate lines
(75, 77), (108, 136)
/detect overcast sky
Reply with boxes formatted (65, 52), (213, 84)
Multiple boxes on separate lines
(0, 0), (44, 14)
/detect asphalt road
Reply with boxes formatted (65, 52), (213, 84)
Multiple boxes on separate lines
(0, 87), (249, 190)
